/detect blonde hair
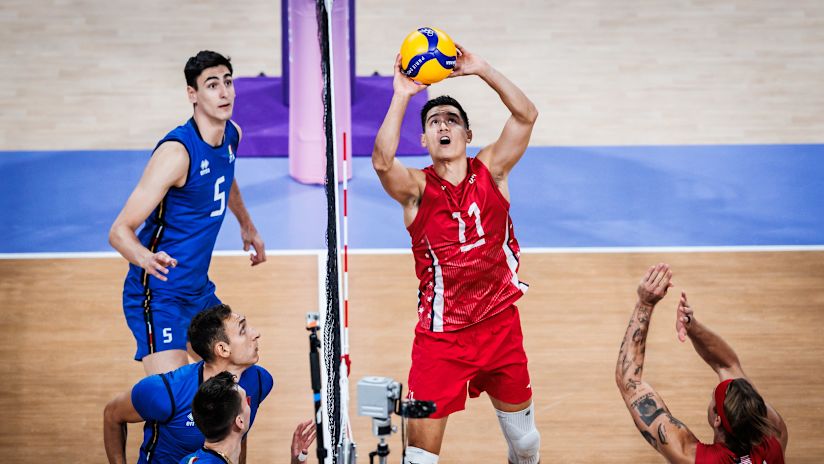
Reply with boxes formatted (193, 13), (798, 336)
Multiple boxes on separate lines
(722, 379), (776, 456)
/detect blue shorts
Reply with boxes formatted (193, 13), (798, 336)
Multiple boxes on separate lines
(123, 291), (221, 361)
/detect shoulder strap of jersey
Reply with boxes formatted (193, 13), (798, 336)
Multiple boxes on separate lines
(158, 373), (177, 424)
(154, 120), (195, 188)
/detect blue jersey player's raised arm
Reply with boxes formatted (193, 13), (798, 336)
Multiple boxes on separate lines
(109, 51), (267, 375)
(103, 304), (274, 464)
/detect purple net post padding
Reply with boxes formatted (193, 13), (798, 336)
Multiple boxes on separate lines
(233, 77), (289, 157)
(233, 75), (428, 157)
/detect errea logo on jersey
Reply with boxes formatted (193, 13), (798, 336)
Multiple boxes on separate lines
(200, 159), (211, 176)
(186, 412), (195, 427)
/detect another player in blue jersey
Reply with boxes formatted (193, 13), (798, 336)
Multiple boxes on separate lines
(178, 371), (251, 464)
(179, 373), (317, 464)
(103, 304), (273, 464)
(109, 50), (267, 375)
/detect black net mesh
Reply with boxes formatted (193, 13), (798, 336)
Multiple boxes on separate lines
(317, 0), (342, 462)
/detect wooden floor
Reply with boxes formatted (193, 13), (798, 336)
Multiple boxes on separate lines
(1, 252), (822, 462)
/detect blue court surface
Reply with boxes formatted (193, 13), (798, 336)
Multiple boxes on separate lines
(1, 144), (822, 254)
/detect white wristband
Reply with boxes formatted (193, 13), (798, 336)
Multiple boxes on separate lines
(298, 451), (308, 462)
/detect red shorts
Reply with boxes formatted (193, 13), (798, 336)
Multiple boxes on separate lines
(407, 306), (532, 419)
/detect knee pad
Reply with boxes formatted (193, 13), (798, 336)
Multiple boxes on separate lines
(404, 446), (439, 464)
(496, 402), (541, 464)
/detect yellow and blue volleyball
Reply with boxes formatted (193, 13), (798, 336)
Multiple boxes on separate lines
(400, 27), (457, 85)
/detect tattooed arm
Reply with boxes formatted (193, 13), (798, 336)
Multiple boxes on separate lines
(615, 264), (699, 464)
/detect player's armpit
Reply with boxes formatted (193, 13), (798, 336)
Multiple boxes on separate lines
(624, 383), (698, 464)
(375, 160), (424, 207)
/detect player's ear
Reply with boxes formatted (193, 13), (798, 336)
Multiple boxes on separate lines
(187, 85), (197, 105)
(466, 129), (472, 143)
(214, 340), (230, 360)
(420, 133), (427, 148)
(235, 413), (245, 432)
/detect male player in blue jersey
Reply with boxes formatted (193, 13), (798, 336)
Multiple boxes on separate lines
(179, 371), (252, 464)
(103, 304), (273, 464)
(110, 50), (267, 375)
(179, 372), (316, 464)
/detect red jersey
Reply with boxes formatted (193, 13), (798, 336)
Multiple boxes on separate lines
(696, 436), (784, 464)
(407, 157), (528, 332)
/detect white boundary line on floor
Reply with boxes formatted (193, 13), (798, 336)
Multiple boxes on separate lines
(2, 245), (823, 260)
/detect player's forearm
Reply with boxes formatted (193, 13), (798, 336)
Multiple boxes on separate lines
(228, 180), (253, 229)
(686, 317), (741, 374)
(478, 65), (538, 125)
(109, 223), (152, 267)
(616, 301), (655, 395)
(372, 93), (411, 172)
(102, 410), (128, 464)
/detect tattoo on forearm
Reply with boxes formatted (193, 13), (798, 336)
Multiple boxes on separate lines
(621, 353), (633, 376)
(638, 305), (650, 324)
(641, 430), (658, 450)
(632, 393), (667, 426)
(637, 304), (651, 323)
(619, 308), (651, 388)
(657, 423), (668, 445)
(666, 414), (686, 430)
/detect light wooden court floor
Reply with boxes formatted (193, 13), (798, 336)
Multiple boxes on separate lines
(1, 251), (822, 462)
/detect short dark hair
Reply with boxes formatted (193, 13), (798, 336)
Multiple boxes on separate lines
(420, 95), (469, 131)
(185, 50), (233, 89)
(192, 371), (242, 442)
(722, 378), (777, 455)
(188, 304), (233, 363)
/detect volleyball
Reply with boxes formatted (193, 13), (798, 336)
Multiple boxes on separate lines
(400, 27), (457, 85)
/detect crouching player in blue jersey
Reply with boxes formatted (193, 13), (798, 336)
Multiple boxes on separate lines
(180, 372), (317, 464)
(109, 50), (267, 375)
(103, 304), (273, 464)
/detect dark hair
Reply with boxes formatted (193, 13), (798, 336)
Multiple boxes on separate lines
(185, 51), (233, 89)
(420, 95), (469, 130)
(192, 371), (242, 442)
(188, 304), (233, 362)
(722, 379), (776, 456)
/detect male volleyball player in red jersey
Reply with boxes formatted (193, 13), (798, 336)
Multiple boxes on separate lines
(616, 263), (788, 463)
(372, 45), (540, 464)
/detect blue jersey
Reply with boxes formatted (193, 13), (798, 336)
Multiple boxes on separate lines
(131, 362), (273, 464)
(179, 448), (231, 464)
(124, 118), (240, 300)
